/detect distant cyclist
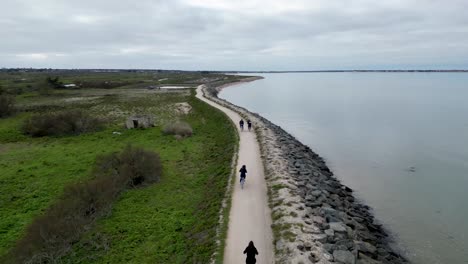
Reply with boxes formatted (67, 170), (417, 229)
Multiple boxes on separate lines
(243, 241), (258, 264)
(239, 119), (244, 131)
(239, 165), (247, 189)
(247, 119), (252, 131)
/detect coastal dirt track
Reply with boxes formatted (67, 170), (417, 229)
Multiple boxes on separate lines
(196, 85), (274, 264)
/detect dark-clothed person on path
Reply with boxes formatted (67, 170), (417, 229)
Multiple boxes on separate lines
(239, 165), (247, 182)
(243, 241), (258, 264)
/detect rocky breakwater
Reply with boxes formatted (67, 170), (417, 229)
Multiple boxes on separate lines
(201, 82), (408, 264)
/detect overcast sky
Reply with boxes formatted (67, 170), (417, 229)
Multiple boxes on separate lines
(1, 0), (467, 70)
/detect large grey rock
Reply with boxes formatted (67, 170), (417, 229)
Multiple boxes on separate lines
(330, 222), (347, 233)
(335, 239), (355, 250)
(303, 225), (322, 234)
(321, 206), (337, 215)
(312, 233), (328, 243)
(325, 229), (335, 237)
(311, 190), (322, 197)
(357, 253), (382, 264)
(323, 252), (334, 261)
(312, 216), (326, 225)
(323, 243), (335, 253)
(355, 241), (377, 254)
(333, 250), (356, 264)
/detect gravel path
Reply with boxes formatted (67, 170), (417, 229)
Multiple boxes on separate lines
(196, 85), (274, 264)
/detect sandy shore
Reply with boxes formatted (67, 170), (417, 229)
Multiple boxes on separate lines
(211, 76), (264, 93)
(202, 79), (408, 264)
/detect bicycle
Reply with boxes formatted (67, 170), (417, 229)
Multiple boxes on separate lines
(240, 177), (246, 189)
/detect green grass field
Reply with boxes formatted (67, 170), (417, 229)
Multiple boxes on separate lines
(0, 72), (239, 263)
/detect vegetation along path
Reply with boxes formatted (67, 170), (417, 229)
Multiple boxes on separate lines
(196, 85), (274, 263)
(0, 71), (241, 263)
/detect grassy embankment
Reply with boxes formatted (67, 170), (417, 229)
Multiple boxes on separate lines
(0, 71), (240, 263)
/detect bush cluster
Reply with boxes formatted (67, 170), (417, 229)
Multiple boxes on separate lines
(163, 121), (193, 137)
(6, 145), (162, 263)
(10, 176), (119, 263)
(21, 110), (104, 137)
(93, 144), (162, 187)
(0, 94), (15, 117)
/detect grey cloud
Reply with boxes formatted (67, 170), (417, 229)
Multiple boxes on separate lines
(1, 0), (467, 69)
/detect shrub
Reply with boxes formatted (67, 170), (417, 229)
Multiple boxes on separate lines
(5, 145), (162, 263)
(94, 144), (162, 187)
(46, 76), (63, 89)
(163, 121), (193, 137)
(7, 176), (120, 263)
(36, 78), (54, 96)
(0, 94), (15, 117)
(21, 110), (104, 137)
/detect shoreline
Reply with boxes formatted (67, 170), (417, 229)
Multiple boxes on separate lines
(202, 79), (408, 263)
(210, 76), (264, 94)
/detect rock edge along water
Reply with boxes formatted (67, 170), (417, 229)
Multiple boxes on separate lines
(202, 81), (408, 264)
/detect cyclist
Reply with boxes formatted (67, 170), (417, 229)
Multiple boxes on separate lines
(247, 120), (252, 131)
(239, 119), (244, 131)
(239, 165), (247, 189)
(243, 241), (258, 264)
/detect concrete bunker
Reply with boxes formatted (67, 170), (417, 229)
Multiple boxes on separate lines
(125, 115), (155, 129)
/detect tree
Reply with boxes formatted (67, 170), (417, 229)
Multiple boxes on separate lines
(37, 76), (62, 95)
(46, 76), (64, 89)
(0, 94), (15, 117)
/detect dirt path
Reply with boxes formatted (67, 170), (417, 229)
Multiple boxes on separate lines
(196, 85), (274, 264)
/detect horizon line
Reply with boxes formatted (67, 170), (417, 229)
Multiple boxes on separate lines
(2, 68), (468, 72)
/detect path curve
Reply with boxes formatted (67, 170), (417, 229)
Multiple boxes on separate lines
(196, 85), (274, 264)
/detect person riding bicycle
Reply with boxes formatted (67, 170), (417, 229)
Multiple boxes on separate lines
(243, 241), (258, 264)
(239, 165), (247, 186)
(239, 119), (244, 131)
(247, 119), (252, 131)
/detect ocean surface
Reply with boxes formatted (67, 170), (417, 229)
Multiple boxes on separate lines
(220, 73), (468, 264)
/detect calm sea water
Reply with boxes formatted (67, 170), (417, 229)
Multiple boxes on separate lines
(220, 73), (468, 264)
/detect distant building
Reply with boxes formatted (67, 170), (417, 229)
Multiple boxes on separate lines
(125, 115), (155, 129)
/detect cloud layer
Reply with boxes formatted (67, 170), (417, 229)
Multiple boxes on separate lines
(1, 0), (467, 70)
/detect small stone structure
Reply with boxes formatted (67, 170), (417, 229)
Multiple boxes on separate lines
(125, 115), (155, 129)
(173, 102), (192, 115)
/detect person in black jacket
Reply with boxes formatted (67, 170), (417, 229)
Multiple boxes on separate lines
(239, 165), (247, 183)
(243, 241), (258, 264)
(239, 119), (244, 131)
